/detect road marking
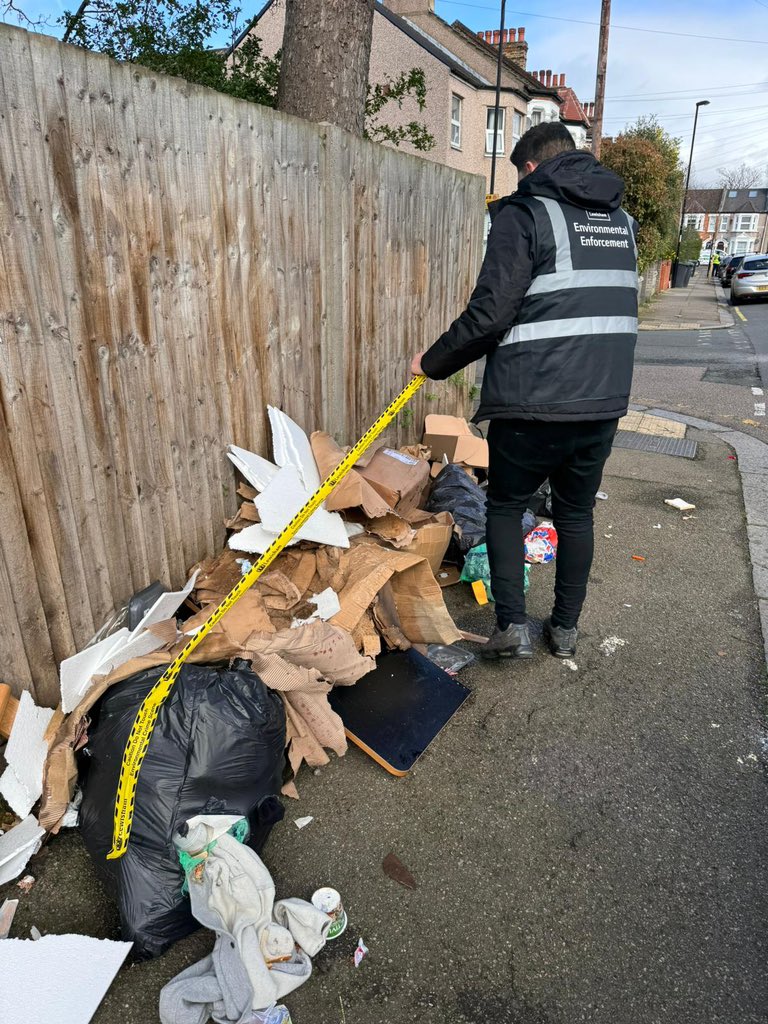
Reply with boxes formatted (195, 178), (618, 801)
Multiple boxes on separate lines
(735, 307), (748, 322)
(756, 403), (766, 417)
(752, 387), (764, 397)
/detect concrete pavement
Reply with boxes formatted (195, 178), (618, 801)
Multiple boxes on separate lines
(639, 271), (734, 331)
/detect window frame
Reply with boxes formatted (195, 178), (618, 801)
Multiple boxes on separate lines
(684, 213), (704, 230)
(450, 93), (463, 150)
(512, 111), (523, 143)
(720, 214), (729, 231)
(736, 213), (758, 232)
(485, 106), (506, 156)
(707, 215), (717, 232)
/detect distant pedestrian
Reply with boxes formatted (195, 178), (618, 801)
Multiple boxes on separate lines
(411, 123), (638, 661)
(712, 250), (721, 278)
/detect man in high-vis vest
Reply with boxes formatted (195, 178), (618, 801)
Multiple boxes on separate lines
(411, 122), (638, 661)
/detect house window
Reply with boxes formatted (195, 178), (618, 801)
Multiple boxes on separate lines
(531, 109), (542, 126)
(736, 214), (758, 232)
(485, 107), (505, 155)
(684, 214), (704, 230)
(512, 111), (523, 142)
(734, 239), (750, 254)
(728, 190), (738, 198)
(707, 215), (717, 232)
(451, 94), (462, 149)
(720, 214), (729, 231)
(749, 190), (758, 198)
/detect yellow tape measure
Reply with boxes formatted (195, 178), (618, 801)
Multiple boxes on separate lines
(107, 375), (426, 859)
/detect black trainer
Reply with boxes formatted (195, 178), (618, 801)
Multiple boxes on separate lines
(543, 617), (578, 658)
(481, 622), (534, 660)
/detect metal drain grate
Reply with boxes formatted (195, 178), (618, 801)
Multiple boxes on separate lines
(612, 430), (698, 459)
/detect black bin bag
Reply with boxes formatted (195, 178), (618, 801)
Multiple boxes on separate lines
(426, 463), (487, 553)
(79, 659), (286, 960)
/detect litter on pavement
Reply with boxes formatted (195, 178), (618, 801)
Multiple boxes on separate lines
(665, 497), (696, 511)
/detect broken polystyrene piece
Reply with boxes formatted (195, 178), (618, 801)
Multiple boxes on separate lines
(59, 629), (130, 714)
(664, 497), (696, 511)
(0, 693), (55, 818)
(0, 898), (19, 939)
(228, 444), (280, 493)
(17, 875), (35, 894)
(294, 816), (313, 830)
(29, 925), (42, 940)
(0, 816), (45, 887)
(292, 588), (343, 629)
(255, 466), (349, 549)
(127, 570), (199, 640)
(0, 933), (133, 1024)
(345, 523), (365, 538)
(599, 636), (627, 656)
(229, 522), (297, 555)
(268, 407), (321, 493)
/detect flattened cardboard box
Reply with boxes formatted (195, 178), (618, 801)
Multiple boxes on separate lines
(357, 448), (430, 516)
(402, 512), (453, 573)
(423, 414), (489, 469)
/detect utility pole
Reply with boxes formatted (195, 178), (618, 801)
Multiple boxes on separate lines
(591, 0), (611, 158)
(489, 0), (506, 198)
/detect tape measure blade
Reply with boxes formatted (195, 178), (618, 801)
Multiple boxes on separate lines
(108, 375), (426, 859)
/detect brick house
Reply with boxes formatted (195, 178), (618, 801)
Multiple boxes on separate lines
(231, 0), (566, 196)
(684, 188), (768, 257)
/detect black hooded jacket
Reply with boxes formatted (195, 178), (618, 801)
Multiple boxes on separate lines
(421, 150), (639, 422)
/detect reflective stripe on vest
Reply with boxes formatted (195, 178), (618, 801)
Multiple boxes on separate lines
(500, 196), (638, 347)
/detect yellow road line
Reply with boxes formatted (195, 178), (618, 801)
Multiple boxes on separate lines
(735, 307), (748, 322)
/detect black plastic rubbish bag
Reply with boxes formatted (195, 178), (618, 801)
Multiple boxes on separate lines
(427, 464), (487, 553)
(79, 659), (286, 960)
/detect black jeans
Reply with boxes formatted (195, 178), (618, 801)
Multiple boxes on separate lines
(486, 418), (619, 630)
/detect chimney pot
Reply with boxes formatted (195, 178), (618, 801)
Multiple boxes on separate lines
(539, 69), (546, 81)
(560, 73), (566, 87)
(518, 27), (525, 41)
(493, 29), (501, 45)
(477, 30), (483, 38)
(485, 30), (492, 43)
(545, 70), (552, 86)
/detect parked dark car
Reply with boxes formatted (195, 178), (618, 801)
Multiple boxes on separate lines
(722, 254), (746, 285)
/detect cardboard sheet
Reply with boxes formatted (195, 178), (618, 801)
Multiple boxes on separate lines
(310, 432), (394, 518)
(423, 414), (489, 469)
(0, 693), (55, 818)
(0, 933), (132, 1024)
(0, 815), (45, 886)
(402, 512), (454, 573)
(357, 448), (431, 516)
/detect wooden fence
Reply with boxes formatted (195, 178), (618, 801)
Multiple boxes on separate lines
(0, 24), (485, 704)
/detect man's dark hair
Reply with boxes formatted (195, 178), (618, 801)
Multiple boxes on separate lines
(511, 122), (576, 171)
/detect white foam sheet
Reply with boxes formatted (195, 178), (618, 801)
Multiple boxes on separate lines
(227, 445), (279, 493)
(268, 407), (321, 492)
(127, 571), (199, 640)
(0, 815), (45, 886)
(0, 693), (55, 818)
(59, 628), (130, 715)
(255, 466), (349, 549)
(291, 588), (342, 629)
(94, 629), (167, 676)
(228, 522), (299, 556)
(0, 933), (132, 1024)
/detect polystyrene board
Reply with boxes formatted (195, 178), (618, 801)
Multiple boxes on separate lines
(228, 521), (300, 555)
(0, 815), (45, 886)
(268, 406), (322, 492)
(0, 693), (55, 818)
(255, 466), (349, 548)
(0, 933), (133, 1024)
(127, 570), (199, 640)
(59, 628), (131, 714)
(93, 629), (167, 676)
(227, 445), (279, 493)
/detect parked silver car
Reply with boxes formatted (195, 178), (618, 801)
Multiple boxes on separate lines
(730, 254), (768, 302)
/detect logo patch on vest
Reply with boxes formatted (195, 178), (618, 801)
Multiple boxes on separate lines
(586, 210), (611, 222)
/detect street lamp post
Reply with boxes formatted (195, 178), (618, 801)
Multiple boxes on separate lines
(674, 99), (709, 281)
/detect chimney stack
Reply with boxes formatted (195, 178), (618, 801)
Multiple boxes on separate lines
(503, 24), (529, 68)
(383, 0), (435, 15)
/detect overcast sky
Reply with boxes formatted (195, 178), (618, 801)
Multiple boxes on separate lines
(4, 0), (768, 185)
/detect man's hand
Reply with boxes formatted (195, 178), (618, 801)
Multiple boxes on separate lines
(411, 352), (425, 376)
